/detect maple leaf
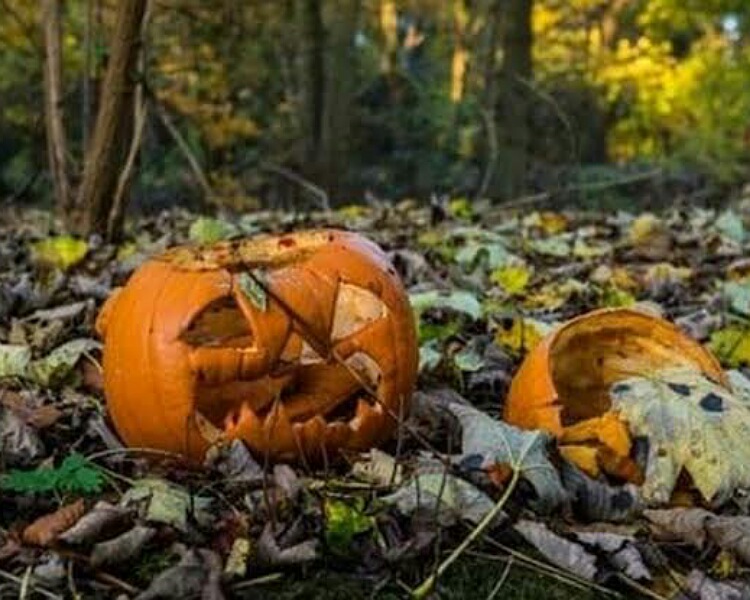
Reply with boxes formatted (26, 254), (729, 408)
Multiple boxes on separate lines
(610, 368), (750, 505)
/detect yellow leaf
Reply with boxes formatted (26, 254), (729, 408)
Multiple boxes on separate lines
(31, 236), (88, 271)
(494, 316), (552, 354)
(709, 326), (750, 368)
(491, 265), (532, 295)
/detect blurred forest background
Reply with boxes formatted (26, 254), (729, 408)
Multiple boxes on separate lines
(1, 0), (750, 239)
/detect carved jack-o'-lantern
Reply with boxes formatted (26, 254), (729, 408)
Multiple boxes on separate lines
(96, 230), (418, 463)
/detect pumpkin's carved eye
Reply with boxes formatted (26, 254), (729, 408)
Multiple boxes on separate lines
(181, 297), (254, 348)
(331, 282), (387, 341)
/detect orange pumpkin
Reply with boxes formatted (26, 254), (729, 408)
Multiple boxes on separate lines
(504, 308), (728, 482)
(504, 308), (727, 437)
(96, 230), (418, 463)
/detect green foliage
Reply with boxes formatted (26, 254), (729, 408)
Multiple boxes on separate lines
(323, 498), (375, 555)
(1, 453), (105, 495)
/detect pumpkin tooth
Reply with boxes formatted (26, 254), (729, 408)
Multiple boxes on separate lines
(224, 402), (261, 439)
(350, 399), (378, 431)
(263, 402), (294, 442)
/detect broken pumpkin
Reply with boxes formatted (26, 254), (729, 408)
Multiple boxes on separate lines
(504, 308), (727, 484)
(96, 230), (418, 463)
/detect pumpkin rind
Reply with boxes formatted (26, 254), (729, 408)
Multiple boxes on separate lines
(97, 230), (418, 463)
(504, 308), (727, 437)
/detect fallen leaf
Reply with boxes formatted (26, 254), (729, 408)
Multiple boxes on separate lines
(90, 524), (156, 568)
(560, 463), (642, 523)
(677, 569), (749, 600)
(0, 405), (45, 466)
(324, 498), (375, 554)
(644, 508), (714, 547)
(709, 325), (750, 368)
(0, 344), (31, 379)
(28, 338), (102, 387)
(445, 401), (568, 512)
(30, 236), (88, 271)
(223, 537), (251, 579)
(23, 499), (86, 547)
(714, 210), (745, 244)
(494, 315), (552, 354)
(574, 531), (651, 580)
(514, 520), (597, 581)
(136, 547), (224, 600)
(59, 501), (132, 545)
(410, 290), (482, 320)
(611, 368), (750, 504)
(188, 216), (239, 244)
(122, 478), (212, 532)
(256, 523), (319, 567)
(491, 264), (532, 295)
(351, 449), (403, 486)
(383, 466), (497, 526)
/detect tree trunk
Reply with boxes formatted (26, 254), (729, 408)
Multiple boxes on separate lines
(379, 0), (398, 75)
(495, 0), (532, 200)
(296, 0), (325, 174)
(320, 0), (360, 200)
(450, 0), (469, 104)
(73, 0), (147, 238)
(41, 0), (71, 213)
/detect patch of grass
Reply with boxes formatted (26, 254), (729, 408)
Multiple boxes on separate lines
(237, 557), (605, 599)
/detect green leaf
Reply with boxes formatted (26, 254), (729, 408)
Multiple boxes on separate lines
(28, 338), (101, 387)
(491, 264), (532, 295)
(30, 236), (88, 271)
(410, 290), (482, 320)
(723, 281), (750, 317)
(188, 217), (239, 244)
(324, 498), (374, 554)
(0, 344), (31, 379)
(1, 453), (104, 495)
(237, 271), (267, 311)
(453, 344), (485, 372)
(715, 210), (745, 244)
(419, 341), (443, 372)
(709, 325), (750, 367)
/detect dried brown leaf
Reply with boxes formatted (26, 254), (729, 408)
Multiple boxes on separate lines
(90, 524), (156, 568)
(23, 499), (86, 547)
(59, 501), (132, 545)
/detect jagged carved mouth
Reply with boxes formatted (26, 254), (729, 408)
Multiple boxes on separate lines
(180, 275), (390, 452)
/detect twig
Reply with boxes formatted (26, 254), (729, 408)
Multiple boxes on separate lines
(410, 431), (541, 600)
(496, 168), (664, 210)
(486, 557), (513, 600)
(231, 573), (284, 590)
(260, 161), (330, 212)
(411, 467), (521, 598)
(152, 99), (214, 199)
(0, 567), (62, 600)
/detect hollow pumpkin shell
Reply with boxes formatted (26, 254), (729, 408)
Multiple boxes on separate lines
(96, 230), (418, 463)
(503, 308), (727, 437)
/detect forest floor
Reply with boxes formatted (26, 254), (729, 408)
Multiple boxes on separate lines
(2, 198), (750, 599)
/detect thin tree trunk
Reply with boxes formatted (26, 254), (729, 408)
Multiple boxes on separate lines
(41, 0), (71, 213)
(74, 0), (147, 238)
(82, 0), (93, 152)
(320, 0), (360, 201)
(379, 0), (398, 75)
(296, 0), (325, 174)
(450, 0), (469, 104)
(495, 0), (532, 200)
